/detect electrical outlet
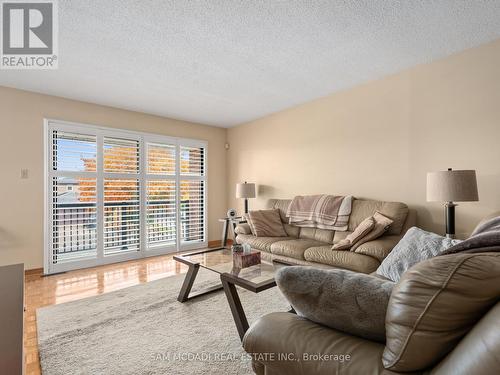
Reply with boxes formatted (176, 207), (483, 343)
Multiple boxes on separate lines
(21, 169), (29, 179)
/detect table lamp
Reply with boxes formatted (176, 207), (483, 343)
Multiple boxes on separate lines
(426, 168), (479, 238)
(236, 182), (256, 214)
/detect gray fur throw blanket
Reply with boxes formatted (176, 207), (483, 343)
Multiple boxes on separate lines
(276, 266), (394, 342)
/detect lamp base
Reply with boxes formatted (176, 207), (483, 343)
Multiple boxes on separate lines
(244, 199), (249, 214)
(445, 202), (457, 239)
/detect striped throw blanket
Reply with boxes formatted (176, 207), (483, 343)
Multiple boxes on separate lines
(286, 195), (353, 231)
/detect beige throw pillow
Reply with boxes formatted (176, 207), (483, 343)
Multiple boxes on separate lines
(332, 216), (375, 250)
(350, 211), (393, 251)
(246, 209), (287, 237)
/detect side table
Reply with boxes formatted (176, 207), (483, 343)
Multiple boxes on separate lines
(218, 216), (245, 246)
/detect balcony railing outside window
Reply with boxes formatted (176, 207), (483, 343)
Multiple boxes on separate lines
(53, 200), (199, 261)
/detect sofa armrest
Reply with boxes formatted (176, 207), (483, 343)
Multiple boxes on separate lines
(243, 312), (388, 375)
(353, 235), (401, 262)
(234, 223), (252, 235)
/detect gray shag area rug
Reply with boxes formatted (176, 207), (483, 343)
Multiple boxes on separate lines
(37, 268), (289, 375)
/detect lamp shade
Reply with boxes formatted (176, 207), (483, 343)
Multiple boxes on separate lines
(427, 170), (479, 202)
(236, 182), (256, 199)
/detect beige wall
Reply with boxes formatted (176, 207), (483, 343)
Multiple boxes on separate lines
(0, 87), (227, 269)
(227, 39), (500, 238)
(3, 39), (500, 269)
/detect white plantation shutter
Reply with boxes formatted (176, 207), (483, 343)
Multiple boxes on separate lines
(180, 145), (206, 244)
(103, 179), (140, 254)
(102, 136), (141, 255)
(145, 141), (178, 249)
(52, 131), (97, 172)
(50, 130), (98, 264)
(180, 180), (205, 243)
(104, 137), (140, 173)
(147, 143), (176, 175)
(147, 180), (176, 247)
(51, 177), (97, 263)
(46, 121), (207, 274)
(180, 145), (205, 176)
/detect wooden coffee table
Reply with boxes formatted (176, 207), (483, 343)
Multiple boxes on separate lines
(174, 247), (291, 341)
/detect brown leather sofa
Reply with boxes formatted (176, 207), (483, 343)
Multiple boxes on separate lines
(235, 198), (416, 273)
(242, 249), (500, 375)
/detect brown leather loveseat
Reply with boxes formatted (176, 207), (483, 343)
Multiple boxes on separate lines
(242, 248), (500, 374)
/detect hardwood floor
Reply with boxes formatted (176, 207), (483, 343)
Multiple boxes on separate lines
(24, 252), (191, 375)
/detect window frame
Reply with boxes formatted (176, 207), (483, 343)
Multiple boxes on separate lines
(43, 118), (208, 274)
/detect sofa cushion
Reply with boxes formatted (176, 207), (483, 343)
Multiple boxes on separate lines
(268, 198), (292, 223)
(298, 227), (335, 244)
(283, 223), (300, 238)
(269, 253), (332, 268)
(236, 234), (290, 252)
(270, 239), (325, 260)
(354, 235), (402, 262)
(376, 227), (461, 282)
(383, 252), (500, 372)
(304, 246), (380, 273)
(349, 200), (409, 235)
(276, 266), (394, 342)
(247, 209), (287, 237)
(333, 230), (350, 242)
(243, 312), (388, 375)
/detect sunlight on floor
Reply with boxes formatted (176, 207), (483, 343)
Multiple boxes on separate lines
(25, 253), (189, 375)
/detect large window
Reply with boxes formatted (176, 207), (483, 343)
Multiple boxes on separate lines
(45, 120), (207, 274)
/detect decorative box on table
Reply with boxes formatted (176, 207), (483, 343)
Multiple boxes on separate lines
(232, 249), (261, 269)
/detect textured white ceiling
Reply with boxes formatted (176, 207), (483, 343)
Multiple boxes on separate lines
(1, 1), (500, 127)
